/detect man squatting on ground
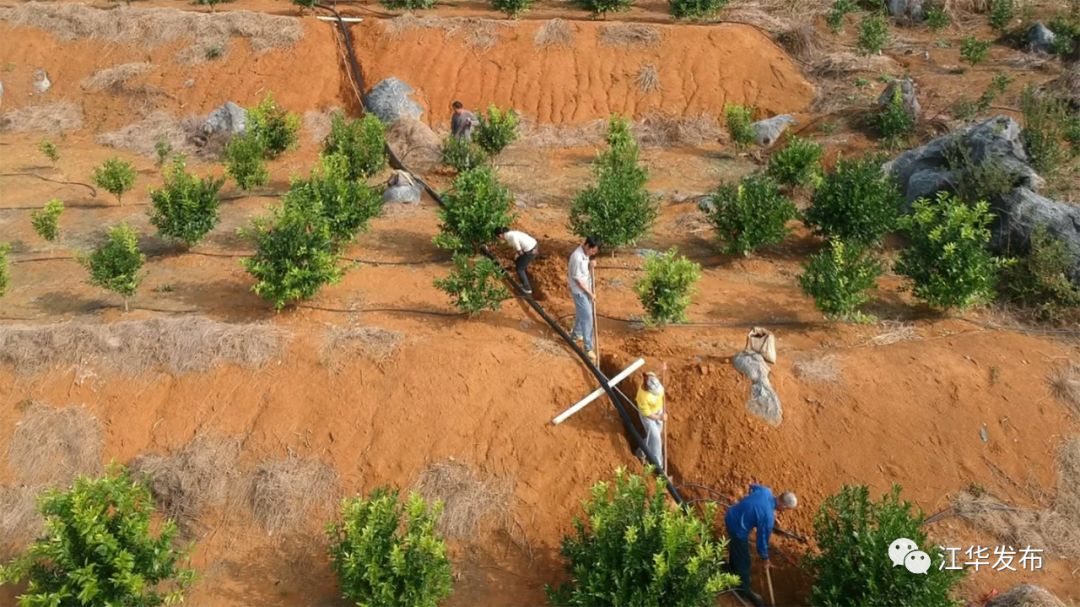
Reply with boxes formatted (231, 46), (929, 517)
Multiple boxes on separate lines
(496, 227), (537, 295)
(635, 366), (666, 470)
(450, 100), (479, 142)
(567, 236), (600, 363)
(725, 484), (798, 607)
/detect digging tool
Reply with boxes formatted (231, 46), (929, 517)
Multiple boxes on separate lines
(661, 361), (668, 476)
(765, 564), (777, 607)
(590, 270), (599, 363)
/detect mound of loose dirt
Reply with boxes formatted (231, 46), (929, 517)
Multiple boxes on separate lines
(96, 111), (203, 158)
(0, 101), (84, 133)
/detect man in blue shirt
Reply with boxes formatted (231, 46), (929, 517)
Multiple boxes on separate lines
(724, 484), (798, 607)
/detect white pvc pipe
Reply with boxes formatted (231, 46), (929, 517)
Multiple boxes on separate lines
(316, 15), (364, 22)
(552, 358), (644, 425)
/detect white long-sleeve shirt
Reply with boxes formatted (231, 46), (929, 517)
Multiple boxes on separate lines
(501, 230), (537, 255)
(567, 245), (591, 296)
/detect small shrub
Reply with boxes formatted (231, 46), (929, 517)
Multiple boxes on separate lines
(475, 105), (520, 156)
(952, 73), (1011, 121)
(327, 487), (453, 607)
(0, 466), (196, 606)
(768, 136), (824, 188)
(241, 201), (342, 311)
(800, 239), (882, 322)
(945, 140), (1019, 204)
(925, 2), (949, 30)
(92, 157), (137, 205)
(285, 153), (382, 245)
(382, 0), (436, 8)
(293, 0), (318, 7)
(38, 138), (58, 163)
(806, 154), (902, 245)
(988, 0), (1015, 33)
(872, 86), (914, 146)
(669, 0), (729, 20)
(568, 115), (657, 249)
(704, 172), (797, 255)
(724, 103), (756, 149)
(826, 0), (856, 33)
(247, 93), (300, 159)
(197, 0), (227, 11)
(148, 156), (224, 248)
(441, 135), (488, 172)
(999, 225), (1080, 324)
(204, 45), (224, 60)
(0, 243), (9, 297)
(82, 222), (145, 311)
(492, 0), (533, 17)
(579, 0), (634, 18)
(434, 253), (509, 315)
(31, 198), (64, 242)
(1019, 87), (1069, 178)
(547, 468), (739, 606)
(1047, 15), (1079, 57)
(635, 247), (701, 325)
(896, 192), (1004, 310)
(960, 36), (991, 65)
(323, 112), (387, 180)
(807, 485), (965, 606)
(224, 131), (270, 191)
(154, 135), (173, 167)
(434, 165), (515, 252)
(857, 13), (889, 56)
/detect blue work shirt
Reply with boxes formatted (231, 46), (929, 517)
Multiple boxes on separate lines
(724, 484), (777, 560)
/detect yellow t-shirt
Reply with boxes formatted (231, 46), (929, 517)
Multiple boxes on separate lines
(636, 387), (664, 417)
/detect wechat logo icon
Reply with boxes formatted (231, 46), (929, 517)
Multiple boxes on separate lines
(888, 538), (932, 574)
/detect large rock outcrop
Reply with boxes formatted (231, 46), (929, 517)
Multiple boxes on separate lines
(994, 187), (1080, 285)
(363, 77), (424, 124)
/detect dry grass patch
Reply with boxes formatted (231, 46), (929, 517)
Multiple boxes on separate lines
(0, 317), (287, 376)
(864, 320), (919, 346)
(81, 62), (154, 92)
(0, 484), (43, 561)
(8, 403), (102, 485)
(793, 354), (841, 383)
(249, 457), (339, 536)
(321, 325), (405, 368)
(96, 111), (203, 158)
(384, 15), (506, 50)
(986, 585), (1066, 607)
(777, 25), (823, 63)
(633, 112), (723, 147)
(520, 118), (605, 148)
(304, 107), (341, 144)
(636, 64), (660, 94)
(130, 433), (242, 535)
(0, 101), (84, 134)
(535, 18), (573, 48)
(531, 337), (565, 358)
(1, 2), (302, 63)
(1049, 362), (1080, 417)
(412, 460), (512, 541)
(598, 24), (661, 48)
(811, 52), (897, 78)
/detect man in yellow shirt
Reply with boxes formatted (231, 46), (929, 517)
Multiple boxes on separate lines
(635, 366), (666, 471)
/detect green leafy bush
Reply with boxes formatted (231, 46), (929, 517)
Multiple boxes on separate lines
(634, 247), (701, 325)
(826, 0), (856, 33)
(999, 225), (1080, 324)
(475, 105), (520, 156)
(579, 0), (634, 17)
(857, 13), (889, 55)
(0, 243), (9, 297)
(434, 165), (515, 252)
(492, 0), (533, 17)
(896, 192), (1004, 310)
(807, 484), (964, 607)
(247, 93), (300, 159)
(382, 0), (436, 8)
(241, 200), (342, 311)
(38, 138), (58, 163)
(327, 487), (453, 607)
(155, 136), (173, 167)
(1019, 87), (1069, 178)
(434, 253), (509, 314)
(92, 157), (137, 205)
(285, 153), (382, 245)
(82, 223), (145, 312)
(31, 198), (64, 242)
(704, 173), (797, 255)
(960, 36), (991, 65)
(988, 0), (1015, 32)
(149, 155), (224, 248)
(724, 103), (756, 149)
(568, 115), (657, 249)
(805, 154), (902, 245)
(323, 112), (387, 180)
(925, 2), (949, 31)
(441, 135), (489, 172)
(548, 468), (739, 607)
(1047, 14), (1079, 57)
(669, 0), (729, 20)
(224, 131), (270, 190)
(767, 136), (824, 188)
(800, 239), (882, 321)
(872, 86), (914, 145)
(0, 466), (195, 607)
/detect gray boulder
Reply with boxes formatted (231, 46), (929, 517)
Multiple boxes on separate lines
(883, 116), (1044, 206)
(751, 114), (796, 147)
(986, 585), (1065, 607)
(202, 101), (246, 136)
(887, 0), (924, 21)
(878, 78), (920, 121)
(732, 351), (782, 426)
(992, 187), (1080, 286)
(1026, 22), (1057, 54)
(363, 78), (424, 124)
(382, 170), (422, 204)
(697, 195), (715, 215)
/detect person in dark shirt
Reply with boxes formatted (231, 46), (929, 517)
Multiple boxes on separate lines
(724, 484), (798, 606)
(450, 100), (478, 142)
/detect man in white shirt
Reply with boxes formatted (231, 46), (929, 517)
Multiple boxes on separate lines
(495, 226), (538, 294)
(567, 236), (601, 363)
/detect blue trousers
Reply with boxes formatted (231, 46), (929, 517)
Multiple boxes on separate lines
(571, 291), (594, 353)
